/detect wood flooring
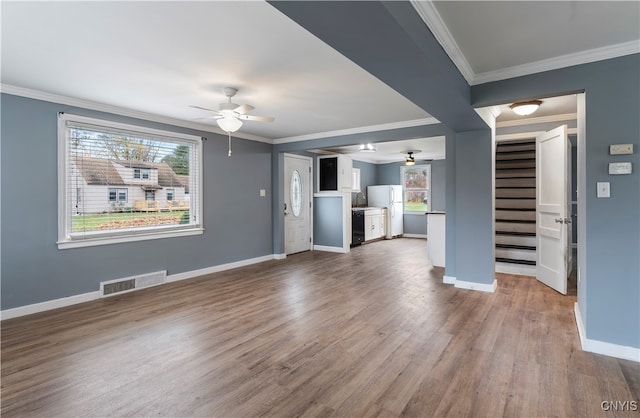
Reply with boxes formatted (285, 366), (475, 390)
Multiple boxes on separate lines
(2, 238), (638, 417)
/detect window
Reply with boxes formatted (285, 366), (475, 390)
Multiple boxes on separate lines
(108, 188), (128, 202)
(402, 165), (431, 213)
(58, 113), (203, 249)
(133, 168), (150, 180)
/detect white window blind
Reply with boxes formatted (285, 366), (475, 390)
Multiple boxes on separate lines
(58, 113), (203, 248)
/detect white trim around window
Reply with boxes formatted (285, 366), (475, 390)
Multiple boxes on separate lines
(401, 164), (431, 213)
(57, 113), (204, 249)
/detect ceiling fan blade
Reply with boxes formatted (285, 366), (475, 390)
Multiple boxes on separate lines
(233, 104), (255, 115)
(237, 114), (275, 122)
(193, 115), (222, 120)
(189, 105), (220, 113)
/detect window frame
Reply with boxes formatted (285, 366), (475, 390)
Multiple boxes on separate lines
(166, 188), (174, 201)
(133, 168), (150, 180)
(401, 164), (431, 214)
(108, 187), (128, 203)
(57, 113), (204, 249)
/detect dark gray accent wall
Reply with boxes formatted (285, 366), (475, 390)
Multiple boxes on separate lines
(1, 93), (273, 310)
(454, 130), (495, 285)
(473, 54), (640, 349)
(313, 197), (344, 248)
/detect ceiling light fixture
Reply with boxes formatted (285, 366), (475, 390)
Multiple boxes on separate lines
(217, 116), (242, 133)
(359, 143), (377, 152)
(510, 100), (542, 116)
(405, 151), (415, 166)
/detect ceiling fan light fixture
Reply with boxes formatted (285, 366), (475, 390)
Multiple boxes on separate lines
(217, 116), (242, 133)
(510, 100), (542, 116)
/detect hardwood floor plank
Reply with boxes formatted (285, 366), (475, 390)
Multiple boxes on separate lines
(2, 239), (637, 417)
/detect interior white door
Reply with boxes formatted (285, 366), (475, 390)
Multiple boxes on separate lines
(536, 125), (570, 294)
(284, 154), (312, 255)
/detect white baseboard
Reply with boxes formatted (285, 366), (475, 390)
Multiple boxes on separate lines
(166, 254), (277, 283)
(403, 234), (427, 239)
(574, 303), (640, 362)
(455, 279), (497, 293)
(1, 254), (282, 321)
(273, 253), (287, 260)
(443, 275), (456, 284)
(1, 291), (101, 321)
(313, 245), (348, 253)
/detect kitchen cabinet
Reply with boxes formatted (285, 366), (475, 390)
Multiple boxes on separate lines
(364, 208), (386, 242)
(318, 155), (353, 193)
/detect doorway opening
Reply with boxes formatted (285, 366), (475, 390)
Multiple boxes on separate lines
(492, 93), (583, 296)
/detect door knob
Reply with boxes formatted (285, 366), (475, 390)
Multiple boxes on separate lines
(555, 218), (563, 223)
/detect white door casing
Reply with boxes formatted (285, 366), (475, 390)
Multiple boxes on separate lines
(284, 154), (312, 255)
(536, 125), (569, 294)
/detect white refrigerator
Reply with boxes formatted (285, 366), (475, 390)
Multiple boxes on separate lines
(367, 185), (403, 238)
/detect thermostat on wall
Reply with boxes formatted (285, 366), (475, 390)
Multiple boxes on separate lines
(608, 162), (632, 175)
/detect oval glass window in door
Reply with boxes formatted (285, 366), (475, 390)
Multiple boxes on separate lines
(290, 170), (303, 217)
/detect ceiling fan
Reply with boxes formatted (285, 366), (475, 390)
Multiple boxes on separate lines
(405, 151), (419, 166)
(191, 87), (274, 156)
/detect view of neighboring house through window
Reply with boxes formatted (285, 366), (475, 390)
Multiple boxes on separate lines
(58, 113), (203, 248)
(401, 165), (431, 212)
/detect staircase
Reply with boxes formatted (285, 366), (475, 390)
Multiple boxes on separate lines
(495, 139), (536, 276)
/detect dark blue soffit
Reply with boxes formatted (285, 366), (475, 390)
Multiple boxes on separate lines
(268, 1), (487, 132)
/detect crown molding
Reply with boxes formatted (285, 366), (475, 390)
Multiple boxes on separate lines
(273, 117), (440, 145)
(472, 40), (640, 85)
(0, 84), (272, 144)
(497, 113), (577, 128)
(410, 0), (475, 85)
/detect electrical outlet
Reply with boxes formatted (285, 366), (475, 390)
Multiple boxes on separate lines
(610, 144), (633, 155)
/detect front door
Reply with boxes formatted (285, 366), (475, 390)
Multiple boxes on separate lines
(536, 125), (570, 294)
(284, 154), (312, 255)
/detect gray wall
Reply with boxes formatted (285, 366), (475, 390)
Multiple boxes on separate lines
(473, 54), (640, 349)
(455, 130), (495, 285)
(313, 197), (343, 248)
(1, 93), (273, 310)
(351, 159), (376, 206)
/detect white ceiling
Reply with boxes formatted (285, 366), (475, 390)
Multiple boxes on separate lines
(2, 0), (638, 157)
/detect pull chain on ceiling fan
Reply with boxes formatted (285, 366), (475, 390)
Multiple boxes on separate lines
(190, 87), (274, 156)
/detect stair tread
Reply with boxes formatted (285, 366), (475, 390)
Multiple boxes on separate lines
(496, 244), (536, 250)
(496, 231), (536, 236)
(496, 257), (537, 266)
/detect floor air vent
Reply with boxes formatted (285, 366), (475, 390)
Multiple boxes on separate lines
(100, 271), (167, 297)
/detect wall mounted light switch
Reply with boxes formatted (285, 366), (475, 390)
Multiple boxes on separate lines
(260, 189), (266, 197)
(597, 182), (610, 198)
